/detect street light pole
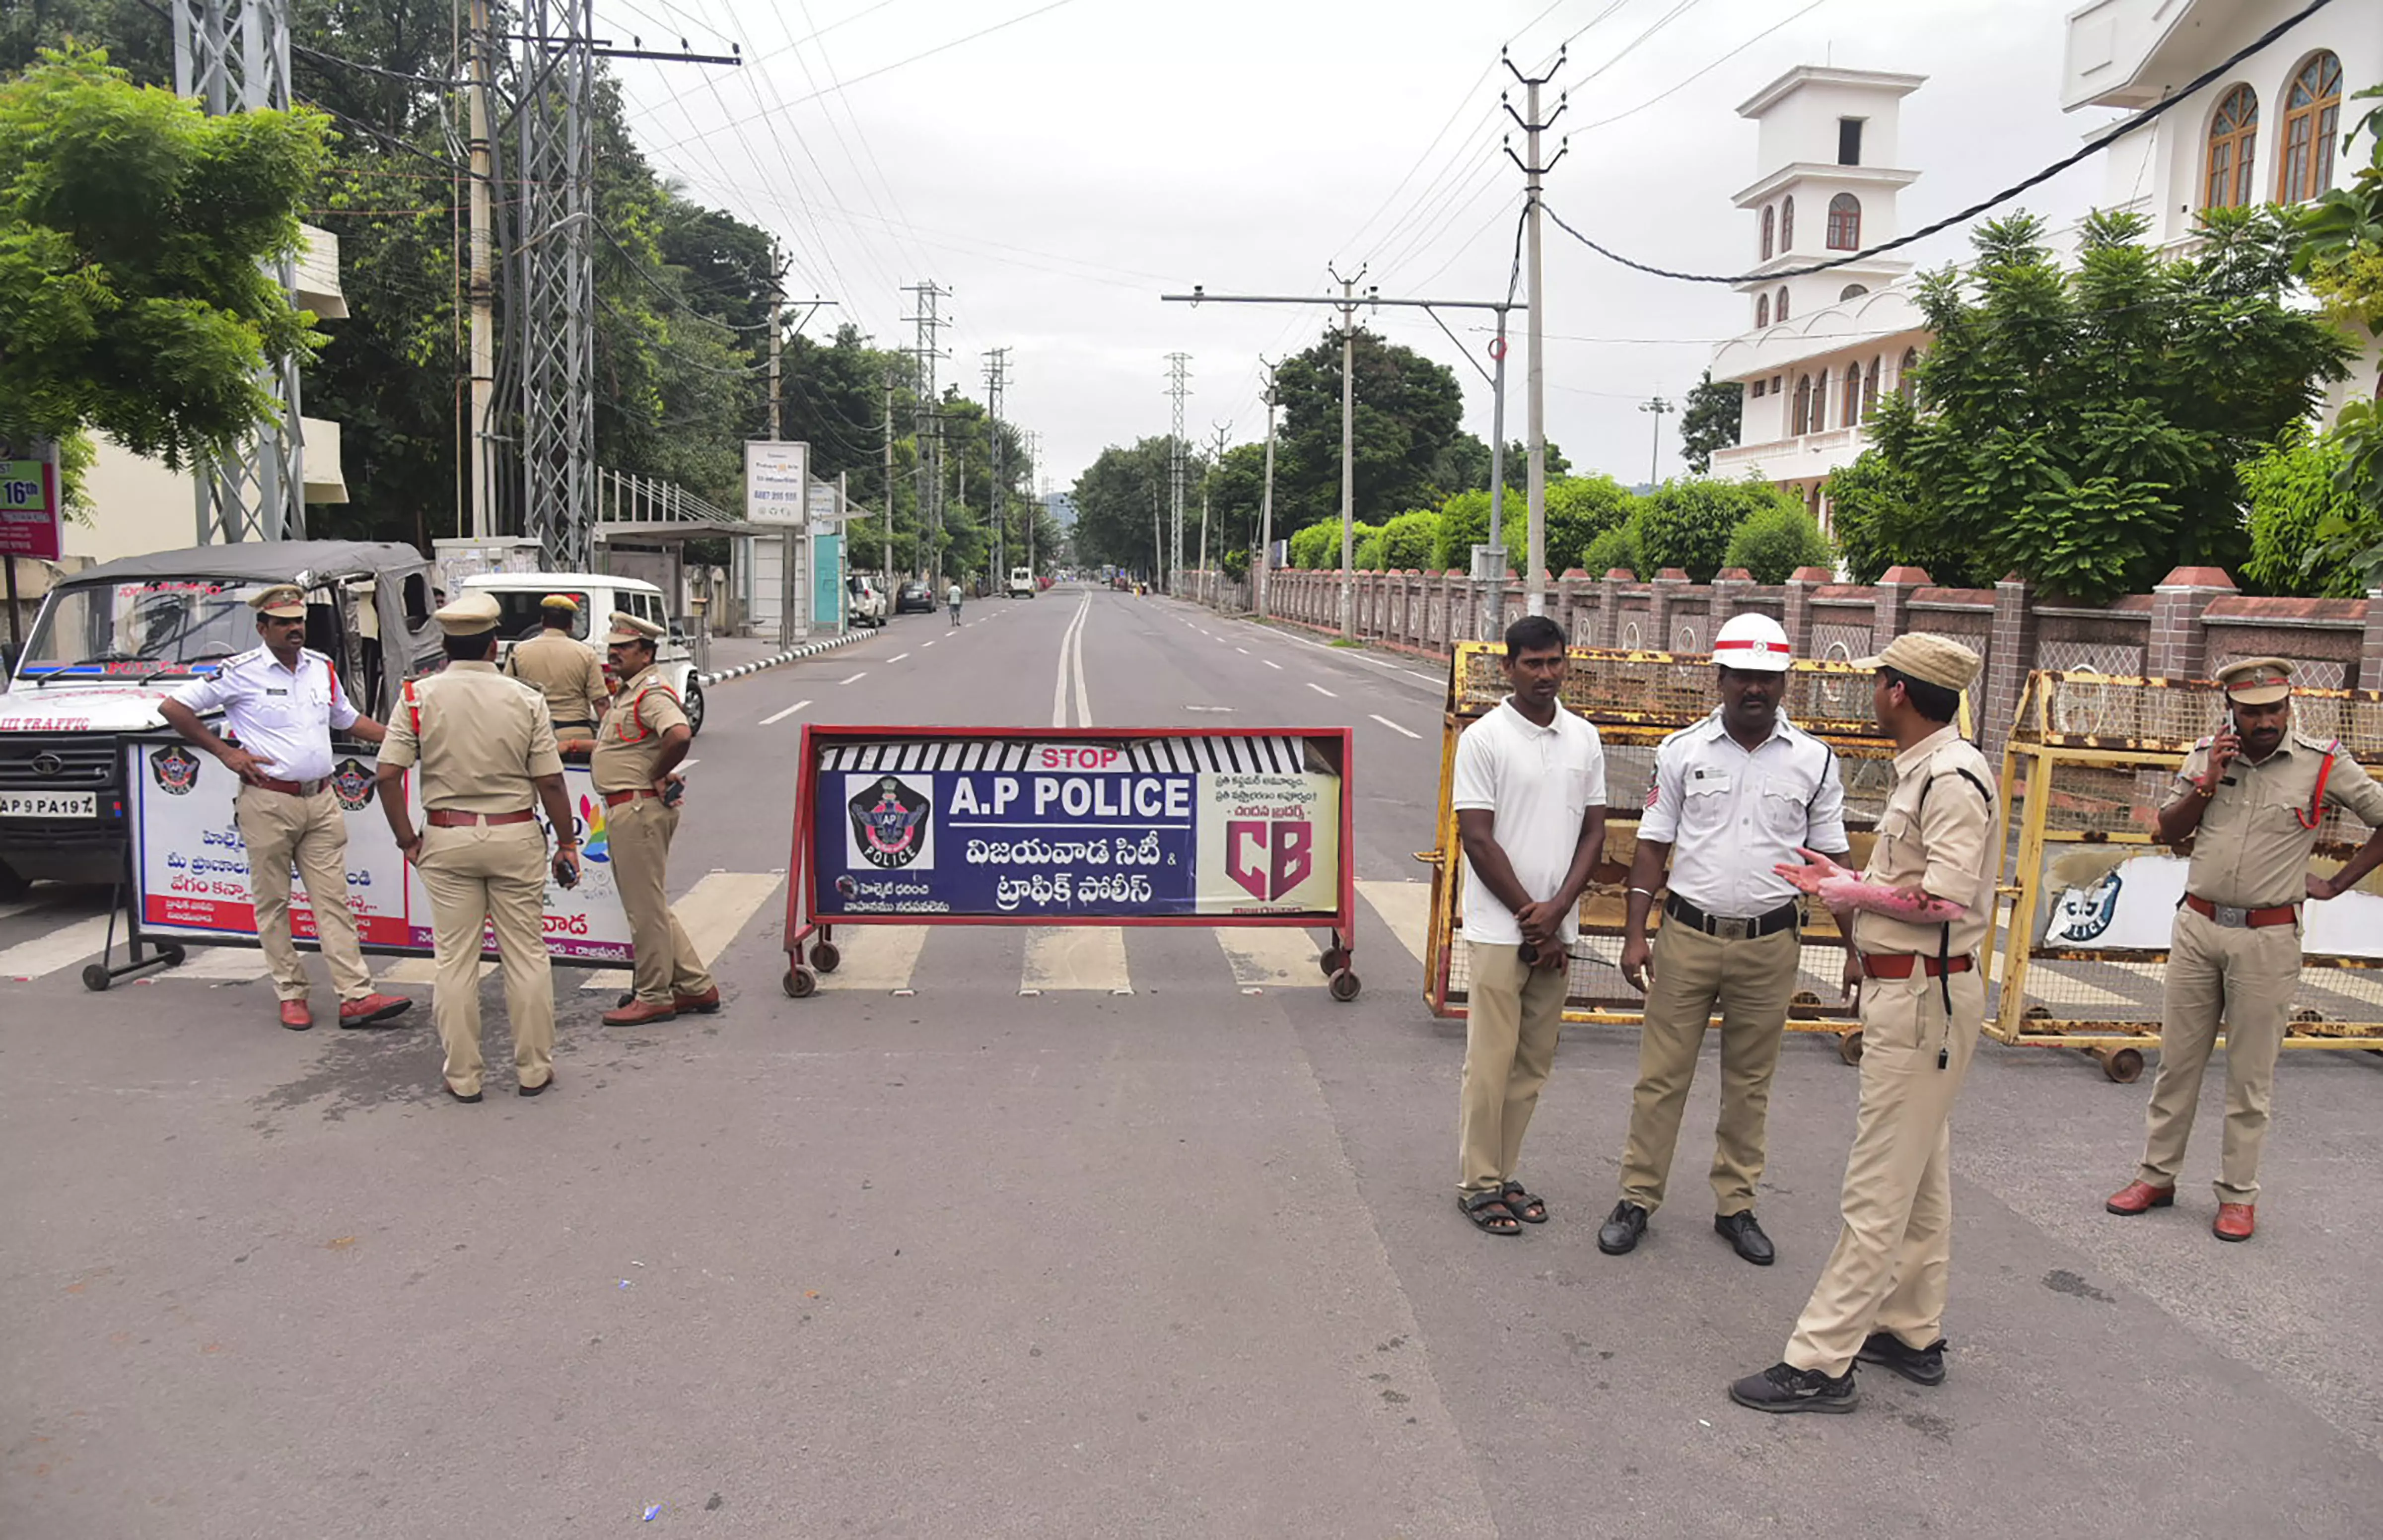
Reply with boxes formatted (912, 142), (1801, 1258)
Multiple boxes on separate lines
(1640, 396), (1672, 486)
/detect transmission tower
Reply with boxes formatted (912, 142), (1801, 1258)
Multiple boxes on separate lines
(1165, 352), (1190, 592)
(902, 282), (951, 585)
(173, 0), (305, 543)
(983, 348), (1010, 576)
(508, 0), (598, 567)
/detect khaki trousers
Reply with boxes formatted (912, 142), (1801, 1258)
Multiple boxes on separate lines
(1618, 921), (1800, 1216)
(235, 783), (372, 1004)
(1785, 965), (1982, 1377)
(607, 797), (716, 1005)
(1457, 940), (1571, 1194)
(2137, 906), (2299, 1203)
(417, 822), (555, 1096)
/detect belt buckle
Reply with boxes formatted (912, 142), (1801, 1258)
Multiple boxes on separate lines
(2214, 903), (2250, 928)
(1714, 915), (1751, 941)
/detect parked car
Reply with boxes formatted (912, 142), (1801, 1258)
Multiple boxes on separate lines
(1008, 566), (1037, 599)
(461, 571), (704, 736)
(894, 580), (934, 615)
(846, 574), (889, 628)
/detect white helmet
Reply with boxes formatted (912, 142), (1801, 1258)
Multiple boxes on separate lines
(1711, 612), (1794, 672)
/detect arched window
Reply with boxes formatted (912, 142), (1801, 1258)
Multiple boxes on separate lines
(1842, 365), (1861, 428)
(1780, 195), (1795, 251)
(1897, 347), (1920, 404)
(1775, 286), (1790, 322)
(1761, 205), (1775, 261)
(1826, 193), (1861, 250)
(1792, 374), (1814, 435)
(1863, 356), (1881, 415)
(1838, 283), (1869, 301)
(2276, 52), (2342, 203)
(2203, 84), (2258, 209)
(1755, 293), (1770, 328)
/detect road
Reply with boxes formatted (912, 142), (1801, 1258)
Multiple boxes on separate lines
(5, 583), (2382, 1538)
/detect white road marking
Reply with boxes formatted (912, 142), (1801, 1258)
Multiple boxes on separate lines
(1368, 713), (1420, 739)
(1215, 927), (1328, 987)
(922, 639), (936, 647)
(580, 872), (784, 991)
(818, 924), (929, 991)
(837, 672), (867, 686)
(1263, 659), (1283, 671)
(384, 955), (495, 985)
(1306, 682), (1337, 698)
(0, 914), (113, 979)
(760, 699), (812, 726)
(1021, 927), (1132, 993)
(678, 759), (700, 770)
(889, 653), (910, 663)
(173, 948), (272, 981)
(1357, 880), (1433, 968)
(0, 900), (40, 922)
(1052, 594), (1093, 728)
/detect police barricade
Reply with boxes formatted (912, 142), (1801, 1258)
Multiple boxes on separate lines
(1990, 671), (2383, 1081)
(780, 725), (1356, 998)
(104, 732), (630, 990)
(1420, 642), (1906, 1060)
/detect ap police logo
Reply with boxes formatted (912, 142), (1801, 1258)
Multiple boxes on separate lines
(2047, 866), (2123, 944)
(148, 743), (202, 796)
(846, 775), (933, 871)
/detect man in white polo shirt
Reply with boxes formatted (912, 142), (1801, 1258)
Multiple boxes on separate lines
(1452, 614), (1608, 1236)
(159, 584), (413, 1032)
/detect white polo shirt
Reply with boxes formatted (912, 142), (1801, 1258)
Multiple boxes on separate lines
(170, 645), (359, 783)
(1637, 707), (1848, 917)
(1452, 697), (1606, 946)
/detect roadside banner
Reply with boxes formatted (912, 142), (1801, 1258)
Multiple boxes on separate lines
(744, 441), (808, 526)
(127, 736), (633, 964)
(0, 437), (62, 562)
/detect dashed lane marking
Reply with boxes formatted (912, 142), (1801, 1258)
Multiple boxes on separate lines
(1369, 713), (1420, 739)
(837, 672), (868, 686)
(580, 872), (785, 992)
(818, 924), (930, 991)
(1021, 927), (1132, 993)
(1357, 880), (1432, 967)
(1306, 682), (1338, 698)
(760, 699), (813, 726)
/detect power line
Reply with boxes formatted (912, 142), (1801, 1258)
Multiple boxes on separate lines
(1570, 0), (1830, 134)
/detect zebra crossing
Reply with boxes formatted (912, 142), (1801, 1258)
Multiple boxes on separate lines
(0, 876), (1437, 998)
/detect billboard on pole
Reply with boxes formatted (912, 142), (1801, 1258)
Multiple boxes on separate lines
(0, 437), (62, 561)
(744, 441), (808, 525)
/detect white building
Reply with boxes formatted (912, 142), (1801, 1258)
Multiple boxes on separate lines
(2064, 0), (2383, 409)
(1707, 68), (1935, 528)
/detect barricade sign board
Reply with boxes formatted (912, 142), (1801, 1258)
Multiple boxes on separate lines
(126, 735), (632, 964)
(782, 725), (1360, 998)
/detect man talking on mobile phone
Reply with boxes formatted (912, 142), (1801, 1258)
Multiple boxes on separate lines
(1450, 615), (1607, 1237)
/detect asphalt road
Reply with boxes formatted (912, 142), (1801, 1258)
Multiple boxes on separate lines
(5, 584), (2382, 1538)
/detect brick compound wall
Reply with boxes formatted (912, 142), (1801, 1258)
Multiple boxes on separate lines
(1180, 564), (2383, 757)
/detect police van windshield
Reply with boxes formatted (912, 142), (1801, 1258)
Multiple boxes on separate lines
(17, 580), (265, 682)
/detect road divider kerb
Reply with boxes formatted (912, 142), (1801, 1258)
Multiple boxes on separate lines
(694, 628), (864, 689)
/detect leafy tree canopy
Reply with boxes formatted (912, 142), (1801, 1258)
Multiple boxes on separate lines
(1677, 368), (1743, 476)
(1269, 325), (1465, 533)
(1723, 500), (1833, 583)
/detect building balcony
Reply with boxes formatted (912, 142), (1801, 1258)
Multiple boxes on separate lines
(1712, 426), (1865, 485)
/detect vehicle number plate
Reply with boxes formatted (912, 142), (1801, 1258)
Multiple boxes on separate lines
(0, 790), (98, 819)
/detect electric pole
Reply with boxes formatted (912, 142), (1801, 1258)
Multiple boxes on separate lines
(1257, 360), (1279, 620)
(1202, 422), (1230, 599)
(1165, 353), (1190, 594)
(984, 347), (1010, 578)
(901, 281), (951, 587)
(1505, 48), (1566, 617)
(767, 260), (784, 443)
(1483, 306), (1511, 643)
(1639, 396), (1672, 487)
(882, 371), (897, 583)
(466, 0), (493, 540)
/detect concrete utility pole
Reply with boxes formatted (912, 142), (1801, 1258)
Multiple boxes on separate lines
(466, 0), (493, 539)
(1504, 48), (1567, 617)
(983, 347), (1010, 578)
(767, 261), (784, 442)
(1164, 353), (1190, 594)
(1483, 308), (1511, 643)
(1201, 422), (1230, 599)
(1639, 396), (1672, 486)
(901, 281), (951, 587)
(1257, 360), (1279, 621)
(882, 372), (897, 581)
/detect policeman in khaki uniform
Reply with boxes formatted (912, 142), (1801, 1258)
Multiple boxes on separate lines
(373, 592), (582, 1102)
(1732, 633), (1997, 1415)
(592, 611), (719, 1027)
(505, 593), (610, 737)
(2107, 657), (2383, 1243)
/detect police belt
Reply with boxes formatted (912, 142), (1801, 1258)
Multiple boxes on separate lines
(1662, 894), (1801, 941)
(1858, 953), (1975, 980)
(251, 775), (327, 797)
(2182, 894), (2298, 929)
(553, 718), (596, 731)
(425, 808), (536, 828)
(601, 788), (661, 808)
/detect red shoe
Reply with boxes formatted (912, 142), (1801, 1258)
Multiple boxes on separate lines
(2213, 1203), (2256, 1242)
(279, 999), (313, 1031)
(339, 992), (415, 1028)
(2105, 1180), (2174, 1215)
(672, 986), (721, 1015)
(603, 999), (679, 1027)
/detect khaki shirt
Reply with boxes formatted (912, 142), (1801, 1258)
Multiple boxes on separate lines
(505, 627), (610, 731)
(590, 666), (690, 793)
(378, 661), (561, 814)
(2167, 730), (2383, 910)
(1853, 723), (1998, 960)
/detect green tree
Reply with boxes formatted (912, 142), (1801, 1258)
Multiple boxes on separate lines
(0, 47), (330, 472)
(1865, 209), (2352, 600)
(1677, 368), (1743, 475)
(2240, 427), (2379, 597)
(1288, 520), (1340, 570)
(1269, 325), (1465, 538)
(1583, 522), (1641, 576)
(1377, 510), (1440, 570)
(1636, 478), (1793, 580)
(1430, 475), (1633, 573)
(1069, 437), (1175, 572)
(1825, 450), (1970, 584)
(1724, 501), (1833, 583)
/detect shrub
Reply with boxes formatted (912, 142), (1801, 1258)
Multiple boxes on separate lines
(1723, 502), (1835, 583)
(1582, 522), (1642, 577)
(1637, 477), (1796, 580)
(1378, 510), (1441, 571)
(2241, 426), (2377, 597)
(1288, 521), (1339, 569)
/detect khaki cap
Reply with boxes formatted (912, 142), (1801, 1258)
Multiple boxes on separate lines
(2215, 655), (2293, 705)
(540, 593), (581, 613)
(602, 611), (663, 646)
(433, 591), (502, 635)
(1857, 632), (1980, 693)
(248, 584), (307, 619)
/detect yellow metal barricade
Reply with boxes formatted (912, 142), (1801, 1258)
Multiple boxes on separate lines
(1989, 671), (2383, 1081)
(1417, 642), (1910, 1062)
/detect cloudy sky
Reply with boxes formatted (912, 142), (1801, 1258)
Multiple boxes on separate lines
(601, 0), (2124, 492)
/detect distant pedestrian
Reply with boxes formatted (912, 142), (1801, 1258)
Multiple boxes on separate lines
(2105, 657), (2383, 1242)
(1731, 633), (1994, 1415)
(158, 583), (413, 1033)
(374, 592), (580, 1103)
(1451, 614), (1607, 1236)
(1600, 614), (1848, 1267)
(948, 580), (964, 627)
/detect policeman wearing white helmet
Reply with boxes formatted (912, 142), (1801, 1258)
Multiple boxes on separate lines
(1599, 613), (1851, 1266)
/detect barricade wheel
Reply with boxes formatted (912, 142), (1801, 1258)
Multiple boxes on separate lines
(1328, 969), (1362, 1003)
(159, 944), (187, 968)
(809, 941), (841, 974)
(82, 964), (111, 993)
(1320, 945), (1350, 976)
(2098, 1047), (2144, 1084)
(1836, 1029), (1863, 1065)
(783, 966), (818, 999)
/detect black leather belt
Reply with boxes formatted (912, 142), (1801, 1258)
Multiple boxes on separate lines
(1663, 894), (1801, 941)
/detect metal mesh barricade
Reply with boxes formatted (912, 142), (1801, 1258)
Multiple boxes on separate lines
(1990, 672), (2383, 1081)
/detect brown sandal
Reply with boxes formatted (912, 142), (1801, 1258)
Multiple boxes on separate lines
(1461, 1190), (1522, 1236)
(1501, 1181), (1548, 1224)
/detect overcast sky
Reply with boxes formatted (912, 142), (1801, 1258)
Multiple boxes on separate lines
(600, 0), (2122, 494)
